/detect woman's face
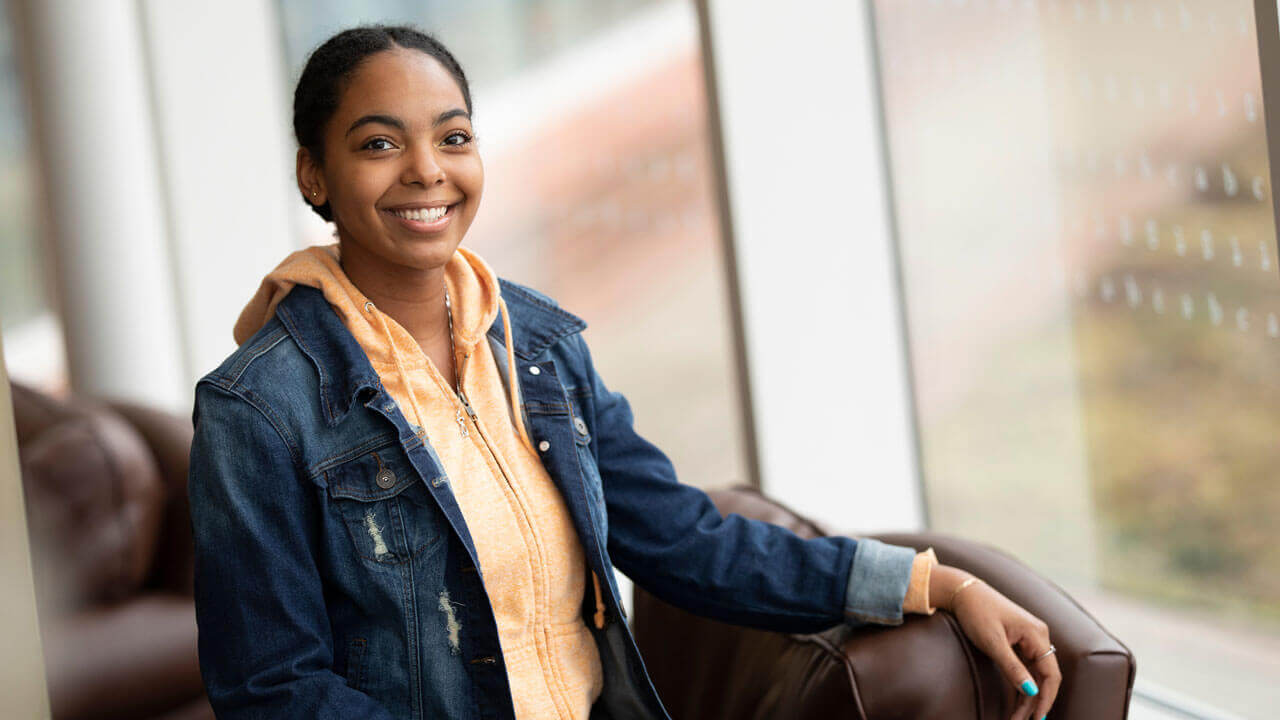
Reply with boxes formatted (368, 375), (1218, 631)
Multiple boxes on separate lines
(298, 48), (483, 273)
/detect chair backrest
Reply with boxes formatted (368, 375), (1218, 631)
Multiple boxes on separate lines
(11, 381), (181, 617)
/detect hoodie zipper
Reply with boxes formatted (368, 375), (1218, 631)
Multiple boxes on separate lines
(452, 377), (558, 629)
(456, 380), (609, 630)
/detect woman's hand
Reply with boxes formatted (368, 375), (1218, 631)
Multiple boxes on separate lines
(929, 564), (1061, 720)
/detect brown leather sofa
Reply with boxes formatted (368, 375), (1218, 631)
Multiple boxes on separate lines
(13, 380), (214, 720)
(632, 485), (1136, 720)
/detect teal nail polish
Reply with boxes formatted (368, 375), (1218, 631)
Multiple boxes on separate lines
(1021, 679), (1039, 696)
(1038, 716), (1047, 720)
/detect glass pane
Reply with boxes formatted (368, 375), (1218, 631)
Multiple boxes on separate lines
(278, 0), (660, 89)
(874, 0), (1279, 715)
(274, 1), (748, 490)
(0, 9), (43, 332)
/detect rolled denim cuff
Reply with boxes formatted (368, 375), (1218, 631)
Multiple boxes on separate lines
(842, 537), (917, 626)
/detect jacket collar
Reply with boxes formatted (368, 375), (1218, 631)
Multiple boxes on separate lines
(275, 280), (586, 427)
(488, 278), (588, 361)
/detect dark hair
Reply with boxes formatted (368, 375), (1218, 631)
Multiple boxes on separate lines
(292, 24), (473, 222)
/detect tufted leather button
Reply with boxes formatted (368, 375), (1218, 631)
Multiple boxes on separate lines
(538, 440), (551, 452)
(573, 417), (588, 436)
(529, 365), (541, 375)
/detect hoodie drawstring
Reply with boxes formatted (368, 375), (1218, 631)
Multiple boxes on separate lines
(498, 296), (537, 455)
(502, 295), (606, 628)
(590, 571), (606, 629)
(366, 300), (431, 435)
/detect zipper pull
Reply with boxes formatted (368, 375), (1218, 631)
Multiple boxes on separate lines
(454, 388), (477, 439)
(454, 407), (469, 438)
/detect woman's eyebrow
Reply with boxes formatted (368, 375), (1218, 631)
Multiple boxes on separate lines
(346, 113), (404, 137)
(433, 108), (470, 127)
(345, 108), (469, 137)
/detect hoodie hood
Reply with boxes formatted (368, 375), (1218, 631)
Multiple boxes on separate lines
(233, 242), (532, 450)
(234, 242), (499, 352)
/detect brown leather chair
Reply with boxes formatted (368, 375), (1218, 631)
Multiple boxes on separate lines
(13, 380), (214, 720)
(632, 486), (1136, 720)
(13, 378), (1135, 719)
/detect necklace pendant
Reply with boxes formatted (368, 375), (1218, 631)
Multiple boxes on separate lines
(455, 407), (469, 438)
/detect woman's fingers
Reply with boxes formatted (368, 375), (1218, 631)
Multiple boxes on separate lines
(1029, 652), (1062, 720)
(1012, 620), (1057, 720)
(987, 636), (1040, 703)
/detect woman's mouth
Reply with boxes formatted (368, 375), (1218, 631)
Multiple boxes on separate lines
(383, 203), (458, 233)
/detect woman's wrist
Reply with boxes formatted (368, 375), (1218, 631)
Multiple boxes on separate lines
(929, 564), (976, 612)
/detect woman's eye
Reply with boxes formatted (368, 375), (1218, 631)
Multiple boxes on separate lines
(443, 131), (473, 147)
(362, 138), (394, 151)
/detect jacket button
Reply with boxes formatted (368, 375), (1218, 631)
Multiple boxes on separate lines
(538, 440), (551, 452)
(529, 365), (541, 375)
(375, 467), (397, 489)
(573, 417), (588, 436)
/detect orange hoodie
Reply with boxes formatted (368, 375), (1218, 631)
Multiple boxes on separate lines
(234, 243), (604, 719)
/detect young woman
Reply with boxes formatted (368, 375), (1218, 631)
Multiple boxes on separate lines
(188, 24), (1060, 720)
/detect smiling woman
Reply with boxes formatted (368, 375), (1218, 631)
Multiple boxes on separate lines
(188, 23), (1061, 720)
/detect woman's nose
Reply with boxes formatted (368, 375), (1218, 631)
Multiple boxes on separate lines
(402, 146), (445, 186)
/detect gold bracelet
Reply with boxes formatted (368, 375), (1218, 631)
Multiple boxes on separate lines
(948, 576), (982, 610)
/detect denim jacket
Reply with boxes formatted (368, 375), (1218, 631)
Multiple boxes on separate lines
(187, 280), (916, 719)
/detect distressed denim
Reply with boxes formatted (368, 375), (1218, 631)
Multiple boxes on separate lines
(188, 281), (916, 720)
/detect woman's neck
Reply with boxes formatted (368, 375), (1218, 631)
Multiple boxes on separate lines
(338, 245), (452, 351)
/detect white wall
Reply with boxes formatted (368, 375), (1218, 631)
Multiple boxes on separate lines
(139, 0), (301, 393)
(13, 0), (185, 411)
(703, 0), (924, 533)
(11, 0), (300, 411)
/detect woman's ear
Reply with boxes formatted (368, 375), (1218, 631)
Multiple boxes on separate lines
(296, 147), (326, 206)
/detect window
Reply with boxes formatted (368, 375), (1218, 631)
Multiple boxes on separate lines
(0, 4), (62, 395)
(875, 1), (1279, 716)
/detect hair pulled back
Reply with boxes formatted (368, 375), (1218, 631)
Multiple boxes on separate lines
(293, 24), (473, 222)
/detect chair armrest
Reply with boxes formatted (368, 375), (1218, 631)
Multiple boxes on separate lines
(631, 486), (1134, 719)
(873, 531), (1136, 720)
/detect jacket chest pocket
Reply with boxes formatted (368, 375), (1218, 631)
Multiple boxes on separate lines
(324, 445), (444, 566)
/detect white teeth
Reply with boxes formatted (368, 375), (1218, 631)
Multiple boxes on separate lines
(392, 206), (449, 222)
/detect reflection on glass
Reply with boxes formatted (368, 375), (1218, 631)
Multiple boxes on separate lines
(0, 10), (42, 332)
(278, 0), (660, 89)
(874, 0), (1279, 715)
